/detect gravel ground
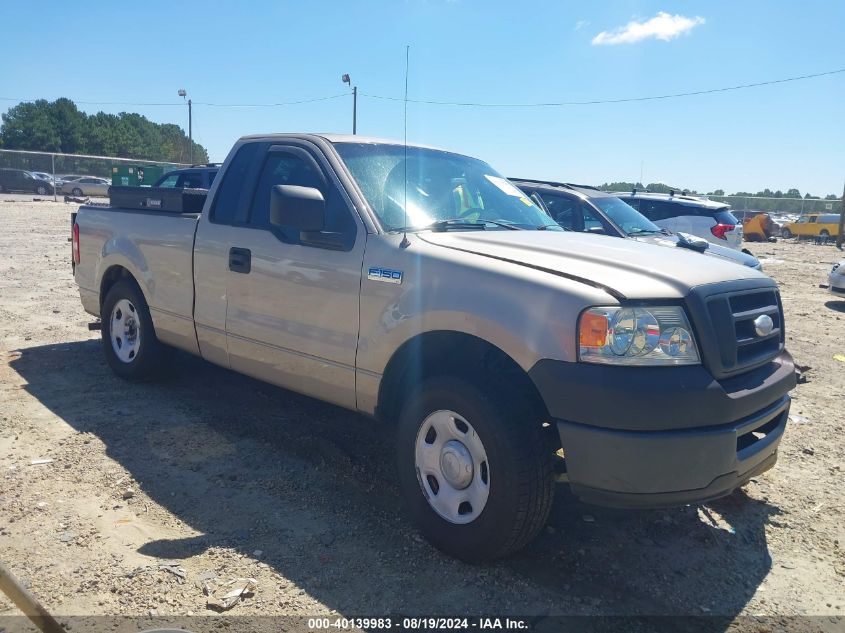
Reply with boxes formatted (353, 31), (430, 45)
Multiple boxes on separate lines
(0, 200), (843, 631)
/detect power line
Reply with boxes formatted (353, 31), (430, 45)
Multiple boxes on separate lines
(361, 67), (845, 107)
(0, 94), (349, 107)
(195, 93), (348, 107)
(0, 67), (842, 110)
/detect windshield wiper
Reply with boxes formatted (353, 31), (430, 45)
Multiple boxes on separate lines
(428, 218), (522, 232)
(627, 228), (663, 235)
(536, 223), (567, 231)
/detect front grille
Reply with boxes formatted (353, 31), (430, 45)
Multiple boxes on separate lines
(704, 287), (784, 376)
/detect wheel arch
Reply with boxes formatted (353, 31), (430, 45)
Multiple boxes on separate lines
(99, 264), (145, 310)
(375, 330), (549, 424)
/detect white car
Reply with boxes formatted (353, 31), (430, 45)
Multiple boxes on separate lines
(619, 191), (744, 251)
(829, 260), (845, 298)
(61, 176), (110, 197)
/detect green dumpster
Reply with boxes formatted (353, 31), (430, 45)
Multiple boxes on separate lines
(111, 164), (167, 187)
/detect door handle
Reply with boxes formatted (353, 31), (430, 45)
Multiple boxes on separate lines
(228, 247), (251, 274)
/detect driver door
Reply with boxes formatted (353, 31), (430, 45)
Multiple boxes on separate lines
(223, 144), (366, 409)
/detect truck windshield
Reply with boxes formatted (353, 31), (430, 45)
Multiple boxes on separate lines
(592, 197), (662, 235)
(334, 143), (560, 231)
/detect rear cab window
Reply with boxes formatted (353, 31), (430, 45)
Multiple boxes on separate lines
(211, 143), (263, 224)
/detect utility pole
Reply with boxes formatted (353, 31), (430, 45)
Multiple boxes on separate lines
(178, 89), (193, 163)
(837, 178), (844, 249)
(342, 74), (357, 134)
(188, 99), (193, 163)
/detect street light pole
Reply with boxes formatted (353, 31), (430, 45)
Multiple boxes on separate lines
(837, 178), (844, 249)
(178, 88), (193, 163)
(188, 98), (193, 164)
(342, 74), (357, 135)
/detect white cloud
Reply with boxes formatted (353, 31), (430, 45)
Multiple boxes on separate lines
(574, 20), (590, 31)
(591, 12), (705, 46)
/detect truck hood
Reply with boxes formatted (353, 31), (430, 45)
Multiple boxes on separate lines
(631, 234), (761, 269)
(419, 230), (766, 300)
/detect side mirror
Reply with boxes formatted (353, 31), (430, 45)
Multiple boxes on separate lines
(270, 185), (325, 232)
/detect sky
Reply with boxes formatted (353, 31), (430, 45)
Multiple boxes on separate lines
(1, 0), (843, 196)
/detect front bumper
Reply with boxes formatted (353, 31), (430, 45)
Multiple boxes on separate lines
(529, 352), (796, 509)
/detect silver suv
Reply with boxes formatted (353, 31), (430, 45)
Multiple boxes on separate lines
(618, 190), (744, 250)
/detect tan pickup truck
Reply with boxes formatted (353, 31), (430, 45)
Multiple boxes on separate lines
(72, 134), (796, 561)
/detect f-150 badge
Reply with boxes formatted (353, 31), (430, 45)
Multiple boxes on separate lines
(368, 267), (403, 284)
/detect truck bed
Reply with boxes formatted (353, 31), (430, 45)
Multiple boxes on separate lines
(73, 201), (200, 354)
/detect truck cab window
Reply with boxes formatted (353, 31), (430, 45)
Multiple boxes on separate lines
(211, 142), (261, 224)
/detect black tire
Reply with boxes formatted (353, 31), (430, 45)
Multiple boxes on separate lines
(101, 280), (169, 380)
(36, 184), (48, 196)
(72, 187), (83, 196)
(781, 228), (792, 239)
(820, 230), (830, 238)
(397, 375), (554, 562)
(0, 183), (5, 193)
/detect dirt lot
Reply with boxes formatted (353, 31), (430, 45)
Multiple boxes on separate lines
(1, 200), (843, 630)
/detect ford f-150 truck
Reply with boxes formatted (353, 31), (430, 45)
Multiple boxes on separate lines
(72, 134), (796, 561)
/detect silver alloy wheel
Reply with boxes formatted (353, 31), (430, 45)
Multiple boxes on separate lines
(36, 185), (47, 195)
(110, 298), (140, 363)
(414, 409), (490, 524)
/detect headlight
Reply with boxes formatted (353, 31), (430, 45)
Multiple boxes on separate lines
(579, 306), (700, 366)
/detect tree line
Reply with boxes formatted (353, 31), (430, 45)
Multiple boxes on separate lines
(0, 98), (208, 164)
(598, 182), (842, 215)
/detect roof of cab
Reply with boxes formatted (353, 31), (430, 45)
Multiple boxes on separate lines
(238, 133), (447, 152)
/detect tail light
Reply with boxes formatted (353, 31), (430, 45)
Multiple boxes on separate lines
(710, 223), (735, 240)
(72, 222), (80, 264)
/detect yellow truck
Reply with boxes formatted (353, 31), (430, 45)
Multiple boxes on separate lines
(781, 213), (841, 239)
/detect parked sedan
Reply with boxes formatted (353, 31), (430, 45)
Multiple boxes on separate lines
(61, 176), (110, 197)
(30, 171), (56, 183)
(0, 168), (55, 195)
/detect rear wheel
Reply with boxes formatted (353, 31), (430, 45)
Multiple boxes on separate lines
(101, 280), (169, 380)
(820, 229), (830, 238)
(397, 376), (553, 562)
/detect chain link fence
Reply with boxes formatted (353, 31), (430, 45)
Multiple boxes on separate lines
(0, 149), (189, 201)
(708, 194), (843, 219)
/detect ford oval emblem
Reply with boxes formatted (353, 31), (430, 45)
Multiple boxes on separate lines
(753, 314), (774, 337)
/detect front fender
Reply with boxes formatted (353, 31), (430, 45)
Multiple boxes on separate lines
(355, 233), (615, 413)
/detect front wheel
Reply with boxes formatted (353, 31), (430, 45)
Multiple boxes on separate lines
(781, 228), (793, 239)
(820, 230), (830, 238)
(397, 376), (554, 562)
(101, 280), (169, 380)
(72, 187), (83, 196)
(36, 184), (48, 195)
